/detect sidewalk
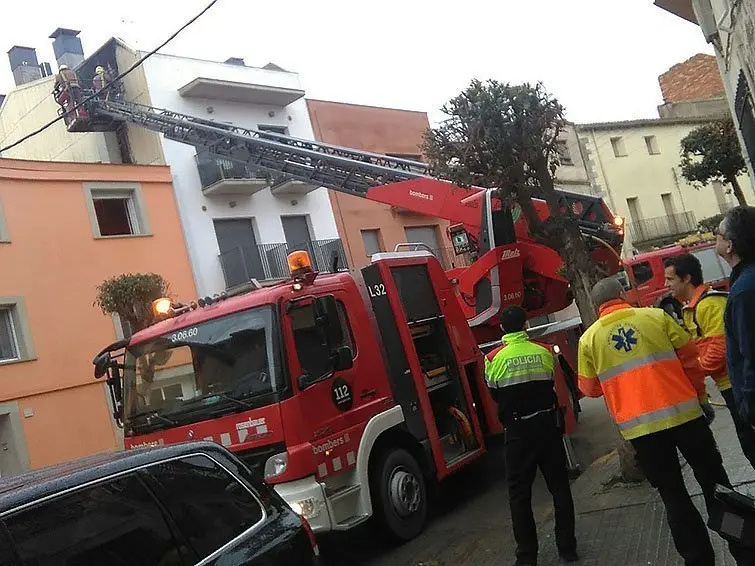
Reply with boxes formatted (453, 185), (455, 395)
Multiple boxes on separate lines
(535, 390), (755, 565)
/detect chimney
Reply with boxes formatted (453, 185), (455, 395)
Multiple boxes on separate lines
(224, 57), (245, 66)
(7, 46), (42, 86)
(49, 28), (84, 69)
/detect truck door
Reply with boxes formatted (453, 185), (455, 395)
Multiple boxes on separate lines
(283, 291), (361, 481)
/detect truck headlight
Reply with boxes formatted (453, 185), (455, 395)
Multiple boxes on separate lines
(289, 496), (323, 520)
(553, 345), (561, 354)
(263, 452), (288, 480)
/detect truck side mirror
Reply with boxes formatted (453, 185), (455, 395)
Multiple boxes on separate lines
(332, 345), (353, 371)
(93, 352), (111, 379)
(312, 295), (343, 349)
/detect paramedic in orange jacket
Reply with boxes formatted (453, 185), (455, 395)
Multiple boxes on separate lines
(578, 277), (753, 566)
(665, 253), (755, 468)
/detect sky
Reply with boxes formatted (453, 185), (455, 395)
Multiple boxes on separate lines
(0, 0), (712, 125)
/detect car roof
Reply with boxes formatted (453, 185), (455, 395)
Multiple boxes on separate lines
(0, 441), (229, 515)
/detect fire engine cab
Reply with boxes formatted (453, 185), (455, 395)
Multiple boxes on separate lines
(94, 249), (580, 541)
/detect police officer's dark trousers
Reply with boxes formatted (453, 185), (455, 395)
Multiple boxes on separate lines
(504, 410), (576, 565)
(721, 388), (755, 469)
(631, 416), (755, 566)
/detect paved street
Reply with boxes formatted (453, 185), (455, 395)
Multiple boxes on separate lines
(320, 396), (619, 565)
(320, 386), (755, 565)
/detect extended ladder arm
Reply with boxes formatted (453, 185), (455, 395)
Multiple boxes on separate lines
(87, 98), (621, 248)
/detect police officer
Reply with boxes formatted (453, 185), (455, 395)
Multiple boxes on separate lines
(485, 305), (577, 566)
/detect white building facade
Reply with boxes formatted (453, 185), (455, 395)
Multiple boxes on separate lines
(0, 37), (341, 296)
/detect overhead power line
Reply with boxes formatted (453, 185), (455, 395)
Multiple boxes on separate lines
(0, 0), (220, 155)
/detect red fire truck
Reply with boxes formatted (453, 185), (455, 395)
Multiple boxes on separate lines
(64, 87), (623, 540)
(623, 234), (731, 307)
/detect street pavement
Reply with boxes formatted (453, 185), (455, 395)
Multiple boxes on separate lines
(319, 385), (755, 565)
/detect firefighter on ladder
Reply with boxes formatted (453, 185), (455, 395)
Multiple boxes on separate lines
(664, 253), (755, 469)
(53, 64), (85, 122)
(93, 66), (108, 99)
(485, 305), (578, 566)
(579, 277), (754, 566)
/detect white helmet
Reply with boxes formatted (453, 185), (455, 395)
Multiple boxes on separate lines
(59, 64), (69, 71)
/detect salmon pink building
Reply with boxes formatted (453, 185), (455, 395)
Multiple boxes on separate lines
(306, 100), (451, 270)
(0, 158), (196, 474)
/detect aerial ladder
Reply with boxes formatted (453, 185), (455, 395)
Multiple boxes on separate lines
(58, 89), (624, 343)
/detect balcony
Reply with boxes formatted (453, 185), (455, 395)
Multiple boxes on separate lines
(270, 176), (319, 196)
(627, 211), (697, 246)
(178, 77), (305, 106)
(218, 239), (348, 289)
(196, 154), (271, 196)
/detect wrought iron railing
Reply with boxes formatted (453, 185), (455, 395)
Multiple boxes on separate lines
(218, 239), (348, 288)
(196, 152), (273, 189)
(627, 211), (697, 244)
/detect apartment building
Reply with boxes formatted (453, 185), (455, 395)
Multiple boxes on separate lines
(0, 31), (342, 296)
(305, 99), (450, 269)
(578, 116), (753, 253)
(0, 158), (196, 473)
(655, 0), (755, 181)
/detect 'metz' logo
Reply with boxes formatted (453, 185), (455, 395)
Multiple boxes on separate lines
(500, 249), (521, 261)
(409, 190), (433, 201)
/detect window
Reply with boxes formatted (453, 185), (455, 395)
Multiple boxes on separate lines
(84, 183), (149, 238)
(291, 301), (354, 379)
(692, 248), (731, 282)
(148, 382), (184, 406)
(141, 454), (264, 560)
(257, 124), (288, 135)
(0, 197), (9, 243)
(0, 298), (34, 364)
(113, 313), (134, 340)
(611, 136), (628, 157)
(361, 229), (383, 257)
(631, 262), (654, 286)
(0, 308), (19, 363)
(556, 140), (574, 166)
(3, 473), (183, 565)
(644, 135), (660, 155)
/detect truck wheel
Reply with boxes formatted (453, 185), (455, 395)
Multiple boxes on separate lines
(371, 448), (427, 542)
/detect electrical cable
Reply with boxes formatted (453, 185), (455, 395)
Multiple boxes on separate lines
(0, 0), (220, 154)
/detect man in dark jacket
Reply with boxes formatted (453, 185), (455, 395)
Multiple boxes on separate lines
(717, 206), (755, 426)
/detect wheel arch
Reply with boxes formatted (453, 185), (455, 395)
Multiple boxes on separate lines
(355, 405), (431, 517)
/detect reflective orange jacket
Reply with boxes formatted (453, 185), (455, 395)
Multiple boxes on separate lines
(681, 285), (730, 391)
(578, 300), (706, 440)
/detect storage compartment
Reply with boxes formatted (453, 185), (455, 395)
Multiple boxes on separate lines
(409, 318), (478, 466)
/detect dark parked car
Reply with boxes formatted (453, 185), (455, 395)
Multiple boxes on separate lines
(0, 441), (319, 565)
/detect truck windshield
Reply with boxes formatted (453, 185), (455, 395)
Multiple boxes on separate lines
(122, 306), (283, 434)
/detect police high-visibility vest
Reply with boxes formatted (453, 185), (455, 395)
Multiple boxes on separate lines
(682, 285), (731, 391)
(578, 300), (705, 440)
(485, 331), (555, 388)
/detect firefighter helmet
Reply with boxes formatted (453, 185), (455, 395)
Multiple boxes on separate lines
(95, 66), (105, 74)
(59, 64), (69, 71)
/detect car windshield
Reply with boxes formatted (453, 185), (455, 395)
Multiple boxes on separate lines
(122, 306), (283, 433)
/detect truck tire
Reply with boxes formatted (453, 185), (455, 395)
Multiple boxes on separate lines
(370, 448), (427, 541)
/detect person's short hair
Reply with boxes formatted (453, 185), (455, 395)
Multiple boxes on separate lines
(665, 253), (703, 286)
(591, 277), (624, 306)
(499, 305), (527, 333)
(720, 206), (755, 262)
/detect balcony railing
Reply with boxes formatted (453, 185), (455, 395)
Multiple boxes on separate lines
(627, 211), (697, 245)
(219, 239), (348, 289)
(196, 153), (280, 196)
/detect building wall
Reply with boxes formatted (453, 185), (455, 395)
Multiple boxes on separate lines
(0, 77), (110, 162)
(578, 119), (754, 253)
(305, 99), (448, 269)
(554, 124), (594, 194)
(138, 54), (338, 295)
(0, 158), (196, 471)
(659, 53), (725, 104)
